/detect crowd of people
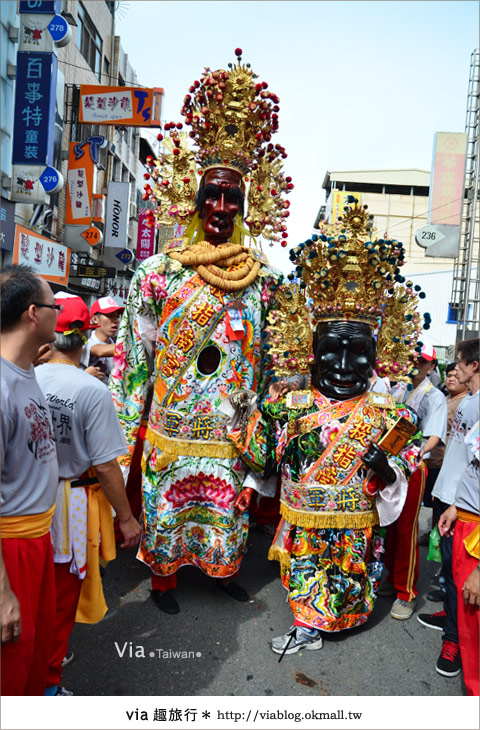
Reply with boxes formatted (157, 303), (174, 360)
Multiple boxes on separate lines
(1, 48), (478, 700)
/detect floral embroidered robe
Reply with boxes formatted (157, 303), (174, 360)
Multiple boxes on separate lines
(229, 388), (420, 631)
(109, 252), (279, 578)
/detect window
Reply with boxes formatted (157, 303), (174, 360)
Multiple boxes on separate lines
(76, 3), (102, 80)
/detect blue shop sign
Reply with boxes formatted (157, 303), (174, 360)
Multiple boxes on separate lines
(19, 1), (61, 14)
(0, 197), (16, 252)
(115, 249), (134, 265)
(12, 52), (58, 166)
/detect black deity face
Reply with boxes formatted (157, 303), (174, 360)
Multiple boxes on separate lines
(311, 320), (376, 400)
(197, 168), (244, 245)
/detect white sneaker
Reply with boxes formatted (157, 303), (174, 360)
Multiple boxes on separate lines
(271, 626), (323, 655)
(390, 598), (416, 620)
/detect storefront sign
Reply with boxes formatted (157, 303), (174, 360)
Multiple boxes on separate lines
(79, 85), (163, 127)
(0, 197), (16, 252)
(12, 52), (58, 166)
(104, 182), (130, 248)
(429, 132), (467, 226)
(19, 1), (61, 14)
(19, 13), (55, 53)
(11, 164), (48, 204)
(136, 209), (156, 260)
(13, 224), (70, 284)
(75, 264), (116, 279)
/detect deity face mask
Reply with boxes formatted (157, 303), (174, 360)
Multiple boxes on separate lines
(197, 168), (244, 244)
(311, 321), (376, 400)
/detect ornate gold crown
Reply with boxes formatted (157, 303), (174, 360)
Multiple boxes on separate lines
(265, 197), (429, 382)
(143, 49), (293, 246)
(264, 283), (314, 378)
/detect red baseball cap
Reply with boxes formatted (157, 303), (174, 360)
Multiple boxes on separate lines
(90, 296), (125, 317)
(420, 344), (436, 362)
(54, 293), (92, 333)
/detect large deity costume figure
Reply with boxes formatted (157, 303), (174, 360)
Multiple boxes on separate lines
(110, 50), (292, 613)
(227, 200), (428, 654)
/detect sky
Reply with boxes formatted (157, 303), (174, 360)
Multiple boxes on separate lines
(116, 0), (478, 272)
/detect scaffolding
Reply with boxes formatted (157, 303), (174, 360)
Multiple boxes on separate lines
(450, 49), (480, 341)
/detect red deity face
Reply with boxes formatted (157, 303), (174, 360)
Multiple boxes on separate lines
(197, 168), (244, 245)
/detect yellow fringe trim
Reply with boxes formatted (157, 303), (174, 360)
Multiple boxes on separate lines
(145, 427), (238, 459)
(280, 502), (379, 529)
(268, 544), (291, 570)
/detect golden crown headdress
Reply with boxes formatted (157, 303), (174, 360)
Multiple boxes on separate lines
(143, 49), (293, 247)
(265, 197), (430, 382)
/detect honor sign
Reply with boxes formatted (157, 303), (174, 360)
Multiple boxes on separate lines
(104, 181), (130, 248)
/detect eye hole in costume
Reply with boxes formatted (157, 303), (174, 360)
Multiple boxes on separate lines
(197, 345), (222, 376)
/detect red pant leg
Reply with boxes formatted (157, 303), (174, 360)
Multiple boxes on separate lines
(1, 534), (55, 696)
(151, 573), (178, 591)
(385, 466), (426, 601)
(46, 561), (83, 688)
(452, 521), (480, 697)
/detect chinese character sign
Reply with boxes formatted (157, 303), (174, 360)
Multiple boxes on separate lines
(13, 224), (70, 284)
(429, 132), (467, 227)
(12, 52), (58, 166)
(0, 197), (16, 251)
(136, 209), (156, 260)
(65, 142), (96, 226)
(79, 86), (163, 127)
(19, 1), (61, 14)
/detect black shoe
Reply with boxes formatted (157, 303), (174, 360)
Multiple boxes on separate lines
(417, 609), (446, 631)
(150, 589), (180, 614)
(436, 640), (462, 677)
(217, 580), (250, 602)
(427, 588), (446, 603)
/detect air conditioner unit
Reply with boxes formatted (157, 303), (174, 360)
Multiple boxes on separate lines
(129, 201), (138, 219)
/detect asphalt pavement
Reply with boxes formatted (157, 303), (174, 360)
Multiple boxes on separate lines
(66, 506), (466, 697)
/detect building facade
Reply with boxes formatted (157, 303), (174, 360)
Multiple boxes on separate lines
(316, 169), (456, 274)
(0, 0), (158, 305)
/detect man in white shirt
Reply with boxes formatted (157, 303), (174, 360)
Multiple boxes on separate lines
(36, 293), (140, 696)
(383, 344), (447, 620)
(80, 296), (124, 382)
(419, 339), (479, 684)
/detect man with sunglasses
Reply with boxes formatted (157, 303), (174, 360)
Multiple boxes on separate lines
(0, 265), (59, 695)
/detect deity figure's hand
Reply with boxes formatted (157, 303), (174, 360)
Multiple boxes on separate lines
(234, 487), (254, 512)
(361, 443), (396, 485)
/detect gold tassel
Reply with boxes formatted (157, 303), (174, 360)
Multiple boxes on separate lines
(268, 544), (291, 570)
(145, 427), (238, 459)
(280, 502), (379, 529)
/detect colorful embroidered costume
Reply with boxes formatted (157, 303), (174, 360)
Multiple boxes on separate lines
(110, 252), (279, 578)
(230, 388), (420, 631)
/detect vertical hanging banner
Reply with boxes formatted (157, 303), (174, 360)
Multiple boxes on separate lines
(1, 198), (16, 252)
(104, 182), (131, 248)
(65, 138), (106, 226)
(136, 209), (156, 260)
(12, 52), (58, 166)
(13, 224), (70, 285)
(429, 132), (467, 226)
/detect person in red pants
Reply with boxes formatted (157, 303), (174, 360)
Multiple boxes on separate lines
(1, 265), (59, 695)
(438, 339), (479, 695)
(383, 345), (447, 620)
(36, 293), (141, 695)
